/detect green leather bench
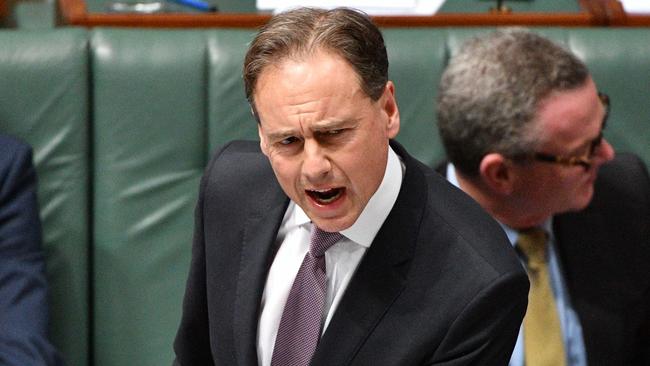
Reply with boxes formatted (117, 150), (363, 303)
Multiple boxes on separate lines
(1, 26), (649, 366)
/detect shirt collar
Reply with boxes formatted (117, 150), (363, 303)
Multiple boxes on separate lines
(500, 219), (553, 247)
(289, 146), (404, 248)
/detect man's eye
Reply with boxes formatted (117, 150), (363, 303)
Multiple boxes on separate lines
(319, 129), (346, 138)
(279, 136), (299, 145)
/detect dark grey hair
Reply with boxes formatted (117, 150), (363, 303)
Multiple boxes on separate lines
(437, 28), (590, 177)
(243, 7), (388, 120)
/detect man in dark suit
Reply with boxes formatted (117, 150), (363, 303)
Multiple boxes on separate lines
(436, 28), (650, 366)
(0, 134), (64, 365)
(174, 7), (528, 366)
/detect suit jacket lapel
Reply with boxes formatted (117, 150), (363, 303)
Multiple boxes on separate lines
(312, 143), (426, 365)
(232, 181), (288, 366)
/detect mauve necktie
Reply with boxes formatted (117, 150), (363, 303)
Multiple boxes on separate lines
(517, 228), (567, 366)
(271, 226), (343, 366)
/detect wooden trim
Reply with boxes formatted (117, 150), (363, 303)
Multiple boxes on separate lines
(613, 14), (650, 26)
(57, 0), (640, 28)
(605, 0), (650, 26)
(578, 0), (609, 24)
(59, 0), (87, 23)
(579, 0), (650, 26)
(0, 0), (7, 22)
(1, 0), (16, 25)
(80, 13), (271, 28)
(68, 13), (601, 28)
(373, 13), (599, 27)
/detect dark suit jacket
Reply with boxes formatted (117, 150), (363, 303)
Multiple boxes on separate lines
(0, 135), (64, 366)
(174, 140), (529, 365)
(438, 153), (650, 366)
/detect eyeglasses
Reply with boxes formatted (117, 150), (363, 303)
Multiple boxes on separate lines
(530, 92), (609, 170)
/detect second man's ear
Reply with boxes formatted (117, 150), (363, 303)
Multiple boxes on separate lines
(479, 153), (516, 195)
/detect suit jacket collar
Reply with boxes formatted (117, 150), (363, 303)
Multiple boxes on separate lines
(233, 176), (288, 366)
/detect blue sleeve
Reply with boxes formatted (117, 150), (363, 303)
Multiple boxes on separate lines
(0, 135), (65, 366)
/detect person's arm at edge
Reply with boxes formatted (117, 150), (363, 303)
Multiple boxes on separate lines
(0, 138), (64, 366)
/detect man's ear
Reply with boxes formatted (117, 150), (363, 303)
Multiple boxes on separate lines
(258, 124), (269, 157)
(382, 81), (400, 139)
(479, 153), (515, 195)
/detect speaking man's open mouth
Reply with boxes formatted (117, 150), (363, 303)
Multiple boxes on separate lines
(306, 188), (344, 205)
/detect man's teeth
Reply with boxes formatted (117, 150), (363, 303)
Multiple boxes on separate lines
(309, 188), (342, 203)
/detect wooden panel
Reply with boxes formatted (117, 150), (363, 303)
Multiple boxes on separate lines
(56, 0), (642, 28)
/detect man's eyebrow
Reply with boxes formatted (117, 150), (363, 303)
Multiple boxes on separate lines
(265, 129), (299, 142)
(312, 118), (359, 131)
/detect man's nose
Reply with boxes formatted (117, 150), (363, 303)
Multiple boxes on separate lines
(593, 138), (615, 167)
(302, 141), (331, 181)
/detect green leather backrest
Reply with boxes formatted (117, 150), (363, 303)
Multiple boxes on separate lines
(206, 29), (258, 153)
(88, 28), (650, 366)
(92, 25), (650, 365)
(569, 29), (650, 160)
(90, 28), (206, 366)
(385, 29), (448, 166)
(0, 28), (90, 366)
(1, 26), (649, 366)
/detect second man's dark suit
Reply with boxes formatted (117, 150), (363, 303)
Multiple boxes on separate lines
(174, 140), (529, 365)
(438, 153), (650, 366)
(554, 153), (650, 366)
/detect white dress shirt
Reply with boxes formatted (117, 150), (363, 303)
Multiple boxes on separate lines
(256, 146), (404, 366)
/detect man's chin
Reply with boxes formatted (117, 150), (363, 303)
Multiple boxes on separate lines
(308, 214), (356, 233)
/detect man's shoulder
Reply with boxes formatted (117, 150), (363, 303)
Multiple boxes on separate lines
(204, 140), (270, 179)
(404, 155), (523, 279)
(200, 140), (280, 205)
(0, 134), (34, 189)
(0, 134), (31, 167)
(0, 134), (28, 150)
(210, 140), (263, 159)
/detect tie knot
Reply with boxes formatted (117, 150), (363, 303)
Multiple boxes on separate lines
(310, 226), (343, 258)
(516, 227), (548, 271)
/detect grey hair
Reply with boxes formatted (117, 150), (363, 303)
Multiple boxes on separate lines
(243, 7), (388, 121)
(436, 28), (590, 177)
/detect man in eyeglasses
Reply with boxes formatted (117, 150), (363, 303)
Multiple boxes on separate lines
(436, 28), (650, 366)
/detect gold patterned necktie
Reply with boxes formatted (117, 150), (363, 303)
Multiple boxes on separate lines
(516, 228), (566, 366)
